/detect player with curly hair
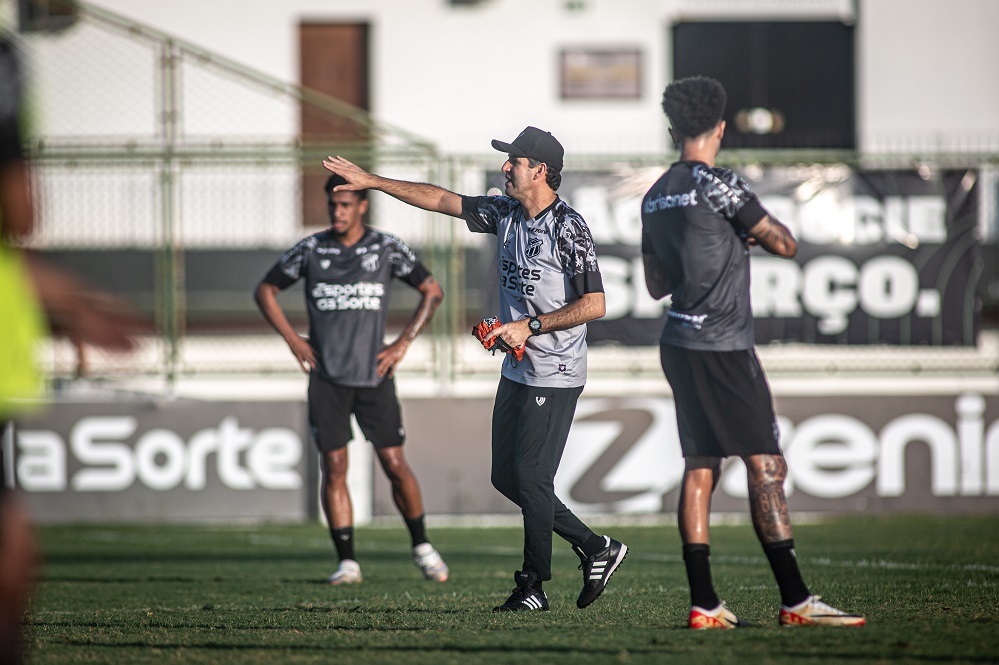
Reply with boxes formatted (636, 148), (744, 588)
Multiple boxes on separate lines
(642, 76), (866, 629)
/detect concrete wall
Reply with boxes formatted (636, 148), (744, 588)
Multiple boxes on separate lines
(69, 0), (999, 155)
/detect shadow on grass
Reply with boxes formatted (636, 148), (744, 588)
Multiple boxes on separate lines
(39, 640), (999, 663)
(42, 550), (472, 564)
(53, 640), (665, 655)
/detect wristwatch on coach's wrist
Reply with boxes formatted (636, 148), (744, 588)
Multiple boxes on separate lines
(528, 316), (543, 335)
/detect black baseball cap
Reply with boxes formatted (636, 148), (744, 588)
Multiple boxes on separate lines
(491, 126), (564, 172)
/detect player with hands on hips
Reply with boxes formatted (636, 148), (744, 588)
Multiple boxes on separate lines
(254, 174), (449, 586)
(324, 127), (628, 613)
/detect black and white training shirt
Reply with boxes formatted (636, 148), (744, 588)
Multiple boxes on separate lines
(262, 228), (431, 387)
(461, 195), (603, 389)
(640, 161), (769, 351)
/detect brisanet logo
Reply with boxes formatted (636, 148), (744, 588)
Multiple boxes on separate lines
(15, 416), (303, 492)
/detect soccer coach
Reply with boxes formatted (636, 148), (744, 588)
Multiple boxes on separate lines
(322, 127), (628, 613)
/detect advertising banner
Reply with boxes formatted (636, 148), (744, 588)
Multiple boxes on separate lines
(483, 166), (981, 346)
(9, 400), (313, 522)
(10, 390), (998, 522)
(389, 391), (999, 518)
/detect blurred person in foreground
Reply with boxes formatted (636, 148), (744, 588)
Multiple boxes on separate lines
(254, 174), (449, 585)
(322, 126), (627, 613)
(1, 33), (144, 665)
(641, 75), (865, 629)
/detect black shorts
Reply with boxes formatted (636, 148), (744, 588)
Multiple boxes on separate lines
(659, 344), (781, 459)
(307, 373), (405, 452)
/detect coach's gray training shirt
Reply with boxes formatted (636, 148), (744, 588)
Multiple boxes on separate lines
(461, 195), (603, 389)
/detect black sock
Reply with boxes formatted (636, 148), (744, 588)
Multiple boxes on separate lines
(683, 543), (720, 610)
(763, 539), (810, 607)
(518, 570), (542, 591)
(330, 526), (355, 561)
(580, 533), (606, 557)
(405, 514), (428, 548)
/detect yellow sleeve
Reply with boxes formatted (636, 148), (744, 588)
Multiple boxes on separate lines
(0, 245), (47, 418)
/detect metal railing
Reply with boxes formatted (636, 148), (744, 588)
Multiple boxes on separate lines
(11, 2), (999, 395)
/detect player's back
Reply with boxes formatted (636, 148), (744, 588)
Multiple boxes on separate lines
(641, 161), (754, 351)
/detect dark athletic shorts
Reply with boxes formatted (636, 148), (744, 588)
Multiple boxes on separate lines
(659, 344), (781, 460)
(308, 373), (405, 452)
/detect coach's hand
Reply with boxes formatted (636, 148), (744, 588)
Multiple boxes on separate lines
(377, 339), (409, 378)
(287, 335), (316, 373)
(322, 156), (377, 192)
(485, 320), (530, 353)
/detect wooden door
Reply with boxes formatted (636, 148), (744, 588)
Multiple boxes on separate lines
(299, 22), (370, 228)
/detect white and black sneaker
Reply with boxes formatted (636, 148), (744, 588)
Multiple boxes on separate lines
(574, 535), (628, 609)
(412, 543), (449, 582)
(326, 559), (362, 586)
(492, 571), (549, 612)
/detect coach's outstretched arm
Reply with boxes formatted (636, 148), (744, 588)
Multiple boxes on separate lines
(323, 156), (463, 218)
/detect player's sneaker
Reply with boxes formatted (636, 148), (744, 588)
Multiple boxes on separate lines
(492, 571), (549, 612)
(327, 559), (362, 585)
(688, 602), (752, 629)
(780, 595), (866, 627)
(574, 535), (628, 609)
(413, 542), (449, 582)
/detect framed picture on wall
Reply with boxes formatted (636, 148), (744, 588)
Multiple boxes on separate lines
(560, 48), (642, 99)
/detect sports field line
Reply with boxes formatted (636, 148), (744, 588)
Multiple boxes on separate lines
(558, 549), (999, 575)
(69, 529), (999, 575)
(28, 598), (402, 616)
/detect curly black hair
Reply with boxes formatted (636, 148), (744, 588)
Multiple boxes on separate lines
(324, 173), (368, 200)
(660, 76), (727, 139)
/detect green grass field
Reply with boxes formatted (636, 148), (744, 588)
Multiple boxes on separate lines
(23, 515), (999, 664)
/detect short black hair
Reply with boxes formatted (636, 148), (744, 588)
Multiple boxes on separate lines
(324, 173), (367, 200)
(527, 157), (562, 192)
(660, 76), (727, 139)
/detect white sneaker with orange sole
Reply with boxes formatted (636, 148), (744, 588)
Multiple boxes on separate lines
(780, 595), (866, 627)
(688, 602), (752, 629)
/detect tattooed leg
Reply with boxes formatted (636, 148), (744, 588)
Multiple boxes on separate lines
(745, 454), (793, 544)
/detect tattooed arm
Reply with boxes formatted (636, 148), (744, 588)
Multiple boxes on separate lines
(747, 214), (797, 258)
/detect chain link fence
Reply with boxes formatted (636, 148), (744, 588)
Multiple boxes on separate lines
(10, 2), (999, 393)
